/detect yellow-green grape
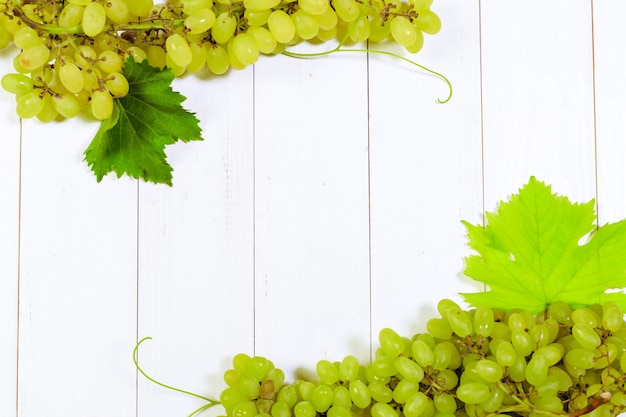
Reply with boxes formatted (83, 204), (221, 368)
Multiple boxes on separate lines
(473, 307), (495, 337)
(58, 3), (85, 27)
(572, 323), (601, 350)
(412, 9), (440, 34)
(310, 384), (333, 413)
(185, 8), (217, 34)
(572, 308), (600, 328)
(348, 15), (369, 42)
(337, 355), (359, 382)
(404, 25), (424, 52)
(369, 382), (393, 403)
(411, 339), (434, 368)
(392, 379), (420, 404)
(290, 9), (319, 40)
(1, 73), (35, 95)
(426, 317), (452, 340)
(58, 61), (84, 93)
(525, 355), (549, 385)
(206, 44), (230, 74)
(36, 95), (58, 122)
(510, 330), (534, 357)
(105, 0), (131, 24)
(52, 94), (81, 118)
(212, 12), (237, 44)
(13, 27), (43, 49)
(271, 401), (291, 417)
(105, 72), (129, 96)
(82, 2), (107, 37)
(0, 21), (12, 49)
(316, 359), (339, 385)
(456, 382), (491, 404)
(389, 16), (417, 48)
(81, 67), (99, 91)
(433, 392), (457, 414)
(125, 0), (154, 17)
(394, 356), (424, 382)
(371, 402), (398, 417)
(602, 301), (623, 332)
(327, 406), (351, 417)
(294, 401), (316, 417)
(243, 0), (281, 11)
(316, 7), (338, 31)
(348, 380), (371, 408)
(186, 42), (208, 72)
(97, 50), (124, 73)
(69, 0), (91, 5)
(246, 26), (277, 54)
(74, 44), (97, 67)
(90, 89), (114, 120)
(331, 0), (360, 23)
(181, 0), (214, 15)
(267, 10), (296, 44)
(245, 9), (271, 26)
(165, 33), (193, 67)
(232, 400), (259, 417)
(298, 0), (329, 15)
(165, 53), (187, 75)
(0, 14), (23, 35)
(368, 16), (390, 42)
(147, 45), (167, 68)
(332, 385), (351, 408)
(126, 46), (148, 63)
(474, 359), (503, 383)
(446, 305), (473, 337)
(18, 45), (51, 72)
(16, 91), (45, 118)
(403, 392), (432, 417)
(494, 340), (516, 367)
(316, 27), (337, 42)
(230, 33), (259, 65)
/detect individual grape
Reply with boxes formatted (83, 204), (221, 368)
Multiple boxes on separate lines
(348, 15), (369, 43)
(290, 9), (320, 40)
(411, 339), (434, 367)
(473, 307), (495, 337)
(243, 0), (281, 11)
(105, 71), (130, 97)
(332, 385), (352, 409)
(572, 307), (600, 328)
(165, 33), (193, 67)
(206, 44), (230, 74)
(548, 300), (573, 325)
(506, 354), (527, 383)
(185, 8), (217, 34)
(82, 2), (107, 37)
(90, 89), (114, 120)
(180, 0), (214, 15)
(534, 343), (565, 366)
(58, 4), (85, 28)
(18, 45), (51, 71)
(479, 387), (504, 412)
(403, 392), (432, 417)
(1, 73), (34, 95)
(390, 16), (418, 49)
(231, 33), (259, 66)
(412, 9), (440, 34)
(245, 9), (272, 26)
(224, 369), (242, 387)
(433, 392), (457, 414)
(327, 406), (351, 417)
(369, 382), (393, 404)
(474, 359), (503, 383)
(395, 356), (424, 382)
(349, 380), (371, 408)
(16, 91), (45, 118)
(392, 379), (419, 404)
(331, 0), (360, 23)
(494, 340), (516, 367)
(445, 306), (473, 337)
(572, 323), (601, 349)
(299, 0), (329, 15)
(316, 7), (338, 31)
(147, 45), (167, 68)
(293, 401), (316, 417)
(98, 50), (124, 73)
(36, 94), (58, 123)
(126, 0), (154, 17)
(238, 374), (260, 399)
(247, 26), (278, 54)
(297, 381), (316, 401)
(13, 27), (43, 49)
(59, 61), (84, 93)
(510, 330), (534, 357)
(379, 328), (405, 357)
(104, 0), (131, 24)
(371, 402), (398, 417)
(0, 22), (11, 49)
(426, 318), (452, 340)
(232, 400), (259, 417)
(271, 401), (291, 417)
(368, 16), (391, 43)
(532, 395), (564, 413)
(564, 348), (596, 369)
(227, 39), (248, 70)
(433, 368), (459, 390)
(547, 366), (572, 392)
(602, 301), (623, 332)
(185, 42), (209, 72)
(212, 12), (238, 44)
(267, 10), (296, 44)
(310, 384), (334, 412)
(316, 359), (339, 385)
(525, 356), (549, 385)
(534, 374), (560, 398)
(456, 382), (491, 404)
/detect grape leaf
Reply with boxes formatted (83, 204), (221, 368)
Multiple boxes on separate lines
(84, 58), (202, 185)
(461, 176), (626, 312)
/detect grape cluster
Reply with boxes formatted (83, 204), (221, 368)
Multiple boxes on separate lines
(0, 0), (440, 121)
(219, 300), (626, 417)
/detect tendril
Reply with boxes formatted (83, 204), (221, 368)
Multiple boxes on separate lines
(133, 336), (221, 417)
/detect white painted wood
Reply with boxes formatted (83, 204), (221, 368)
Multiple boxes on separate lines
(592, 2), (626, 225)
(0, 46), (20, 417)
(137, 71), (255, 417)
(16, 119), (138, 416)
(253, 48), (372, 373)
(368, 0), (484, 344)
(480, 0), (597, 204)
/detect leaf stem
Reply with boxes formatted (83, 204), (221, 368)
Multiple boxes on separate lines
(133, 337), (220, 407)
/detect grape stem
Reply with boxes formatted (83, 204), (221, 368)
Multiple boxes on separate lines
(133, 337), (221, 417)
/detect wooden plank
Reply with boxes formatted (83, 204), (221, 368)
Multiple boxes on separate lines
(592, 2), (626, 224)
(16, 120), (138, 416)
(368, 0), (484, 342)
(480, 0), (597, 207)
(253, 49), (372, 373)
(0, 46), (20, 417)
(137, 71), (255, 416)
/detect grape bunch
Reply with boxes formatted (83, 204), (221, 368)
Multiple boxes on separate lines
(217, 299), (626, 417)
(0, 0), (441, 122)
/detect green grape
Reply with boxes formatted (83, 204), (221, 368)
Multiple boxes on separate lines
(82, 2), (107, 37)
(243, 0), (281, 10)
(337, 355), (359, 382)
(392, 379), (419, 404)
(276, 385), (297, 407)
(206, 44), (230, 74)
(316, 7), (338, 30)
(548, 300), (573, 325)
(534, 374), (560, 397)
(369, 382), (393, 403)
(0, 22), (11, 49)
(246, 25), (277, 54)
(601, 301), (623, 332)
(426, 318), (452, 340)
(390, 16), (417, 48)
(331, 385), (351, 409)
(36, 94), (58, 122)
(74, 45), (97, 68)
(371, 402), (398, 417)
(185, 8), (217, 34)
(59, 61), (84, 93)
(165, 33), (193, 67)
(331, 0), (360, 23)
(433, 392), (457, 414)
(368, 16), (391, 43)
(572, 323), (601, 350)
(227, 39), (248, 70)
(349, 380), (371, 408)
(181, 0), (214, 15)
(267, 10), (296, 44)
(299, 0), (329, 15)
(379, 328), (405, 357)
(412, 9), (440, 34)
(69, 0), (91, 5)
(534, 343), (565, 366)
(348, 15), (369, 42)
(432, 341), (456, 370)
(97, 50), (124, 73)
(186, 42), (209, 72)
(245, 9), (272, 26)
(395, 356), (424, 382)
(572, 308), (600, 328)
(290, 9), (319, 40)
(58, 4), (85, 27)
(479, 387), (504, 413)
(494, 340), (516, 367)
(13, 27), (43, 49)
(403, 392), (432, 417)
(445, 306), (473, 337)
(126, 0), (154, 17)
(294, 401), (316, 417)
(474, 359), (503, 383)
(271, 401), (291, 417)
(547, 366), (572, 392)
(212, 12), (237, 44)
(315, 27), (337, 42)
(232, 400), (259, 417)
(238, 374), (261, 399)
(507, 312), (530, 332)
(310, 384), (333, 412)
(525, 356), (549, 385)
(224, 369), (243, 387)
(15, 91), (44, 119)
(327, 406), (351, 417)
(90, 89), (114, 120)
(1, 73), (34, 95)
(532, 395), (564, 413)
(456, 382), (491, 404)
(316, 359), (339, 385)
(104, 0), (131, 24)
(411, 340), (434, 367)
(265, 368), (284, 392)
(433, 368), (459, 390)
(564, 348), (596, 369)
(489, 322), (511, 342)
(510, 330), (533, 357)
(231, 33), (259, 66)
(473, 307), (495, 337)
(18, 45), (50, 71)
(298, 381), (316, 401)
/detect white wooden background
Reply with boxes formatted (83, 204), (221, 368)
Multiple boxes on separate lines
(1, 1), (626, 416)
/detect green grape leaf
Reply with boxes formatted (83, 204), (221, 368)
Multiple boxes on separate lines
(461, 176), (626, 312)
(84, 58), (202, 186)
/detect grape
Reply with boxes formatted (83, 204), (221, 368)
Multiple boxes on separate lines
(327, 406), (351, 417)
(59, 61), (84, 93)
(602, 301), (623, 332)
(412, 9), (440, 34)
(212, 12), (237, 44)
(97, 50), (124, 73)
(349, 380), (370, 408)
(371, 402), (398, 417)
(1, 73), (34, 95)
(572, 307), (600, 327)
(572, 323), (601, 349)
(316, 360), (339, 385)
(291, 9), (320, 40)
(293, 401), (316, 417)
(166, 33), (193, 67)
(332, 0), (360, 23)
(474, 359), (503, 382)
(369, 382), (393, 403)
(58, 4), (85, 28)
(456, 382), (491, 404)
(16, 91), (44, 118)
(267, 10), (296, 44)
(473, 307), (495, 337)
(231, 33), (259, 66)
(426, 318), (452, 340)
(104, 0), (131, 24)
(445, 306), (473, 337)
(125, 0), (154, 17)
(299, 0), (329, 15)
(185, 8), (217, 34)
(206, 44), (230, 74)
(82, 2), (107, 37)
(13, 27), (43, 49)
(18, 45), (50, 71)
(243, 0), (281, 11)
(90, 89), (114, 120)
(247, 26), (278, 55)
(390, 16), (418, 48)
